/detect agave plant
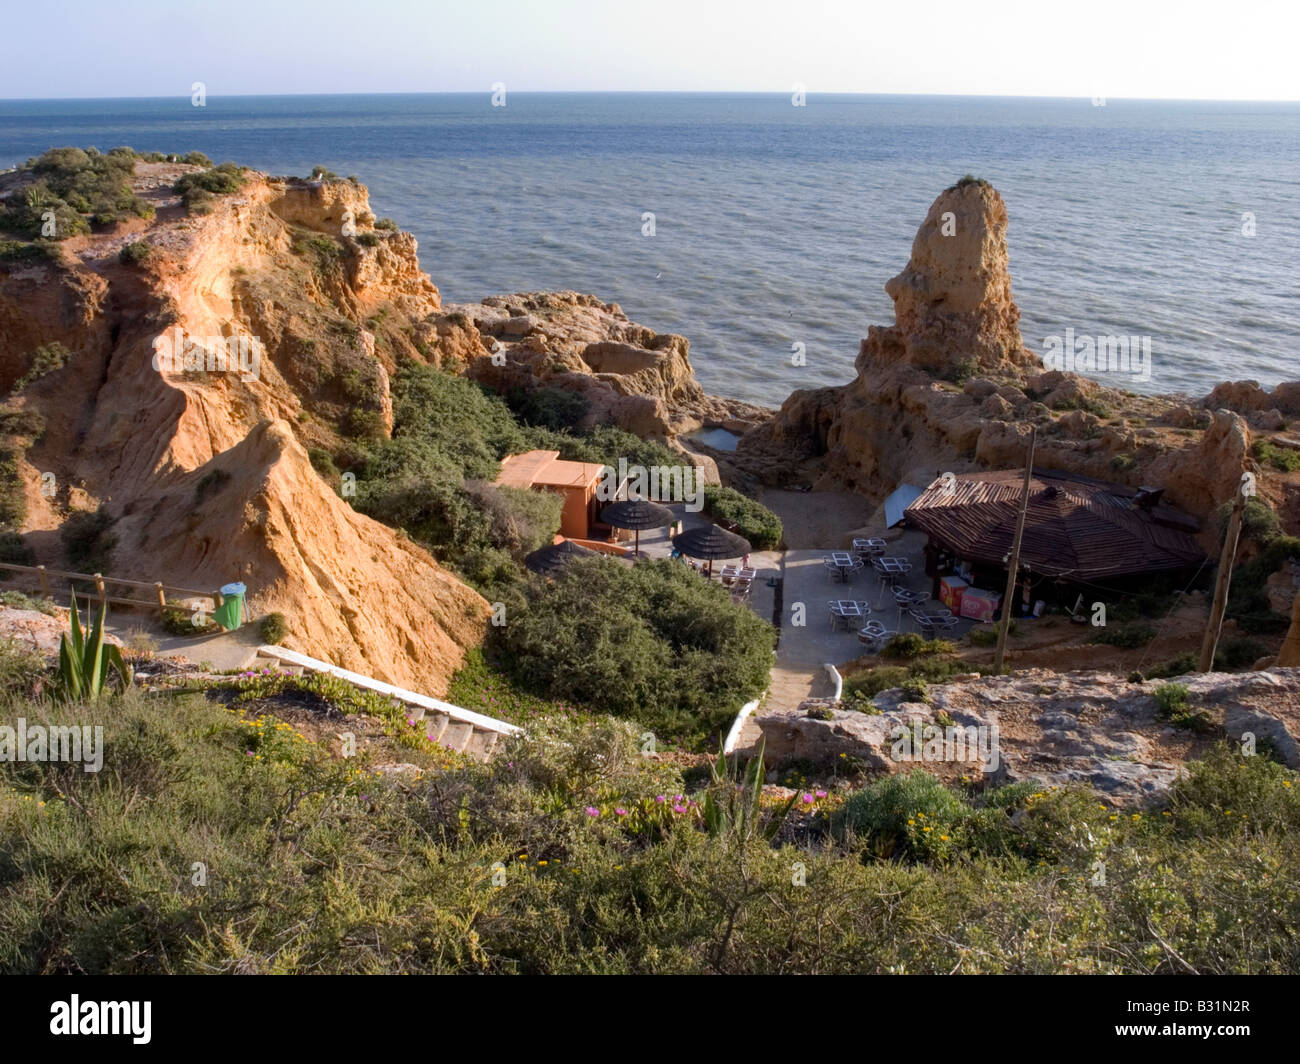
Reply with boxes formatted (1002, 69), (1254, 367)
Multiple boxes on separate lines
(702, 740), (799, 844)
(55, 591), (134, 701)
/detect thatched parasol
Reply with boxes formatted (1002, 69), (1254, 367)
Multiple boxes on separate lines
(601, 499), (676, 555)
(671, 524), (751, 577)
(525, 539), (599, 576)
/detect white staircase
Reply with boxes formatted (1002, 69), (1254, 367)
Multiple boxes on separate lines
(252, 645), (520, 761)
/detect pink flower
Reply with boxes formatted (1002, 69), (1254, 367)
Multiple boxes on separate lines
(615, 808), (628, 816)
(802, 793), (814, 804)
(584, 806), (600, 817)
(672, 804), (687, 814)
(654, 795), (666, 803)
(815, 789), (828, 799)
(245, 750), (254, 756)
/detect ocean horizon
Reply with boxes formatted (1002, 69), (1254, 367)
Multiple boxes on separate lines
(3, 91), (1297, 407)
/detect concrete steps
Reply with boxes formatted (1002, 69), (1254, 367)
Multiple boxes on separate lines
(251, 645), (520, 762)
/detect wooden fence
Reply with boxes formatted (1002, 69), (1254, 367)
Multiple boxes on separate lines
(0, 561), (221, 616)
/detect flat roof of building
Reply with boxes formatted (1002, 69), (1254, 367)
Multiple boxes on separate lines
(496, 450), (606, 491)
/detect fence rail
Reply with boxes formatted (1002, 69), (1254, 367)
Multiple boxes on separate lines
(0, 561), (222, 616)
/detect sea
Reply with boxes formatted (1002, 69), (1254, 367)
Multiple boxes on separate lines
(1, 92), (1297, 407)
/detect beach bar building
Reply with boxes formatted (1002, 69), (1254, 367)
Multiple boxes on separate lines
(495, 449), (608, 540)
(903, 469), (1206, 618)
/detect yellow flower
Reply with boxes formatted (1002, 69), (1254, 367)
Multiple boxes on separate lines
(939, 834), (949, 841)
(922, 826), (932, 833)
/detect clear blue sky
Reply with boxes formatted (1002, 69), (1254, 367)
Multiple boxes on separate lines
(4, 0), (1298, 101)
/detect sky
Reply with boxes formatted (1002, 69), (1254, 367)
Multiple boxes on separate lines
(2, 0), (1298, 101)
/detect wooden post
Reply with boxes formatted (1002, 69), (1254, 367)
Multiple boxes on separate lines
(93, 572), (107, 608)
(994, 427), (1037, 674)
(37, 565), (50, 599)
(1199, 488), (1246, 672)
(155, 582), (167, 616)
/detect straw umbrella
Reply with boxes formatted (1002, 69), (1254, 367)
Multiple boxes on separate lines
(524, 539), (598, 576)
(600, 499), (676, 556)
(671, 524), (751, 578)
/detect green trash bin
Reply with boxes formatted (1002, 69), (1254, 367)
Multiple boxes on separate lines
(213, 582), (246, 631)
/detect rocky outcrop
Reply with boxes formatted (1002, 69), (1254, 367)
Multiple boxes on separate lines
(0, 163), (482, 694)
(732, 180), (1275, 530)
(449, 291), (769, 439)
(745, 666), (1300, 804)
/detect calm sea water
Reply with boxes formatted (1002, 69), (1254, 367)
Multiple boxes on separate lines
(2, 93), (1297, 406)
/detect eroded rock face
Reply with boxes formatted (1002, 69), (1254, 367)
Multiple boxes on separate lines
(0, 166), (482, 694)
(733, 180), (1276, 529)
(449, 291), (769, 440)
(884, 179), (1037, 374)
(119, 420), (489, 694)
(744, 667), (1300, 804)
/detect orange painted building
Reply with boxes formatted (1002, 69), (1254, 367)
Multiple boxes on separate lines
(495, 450), (608, 540)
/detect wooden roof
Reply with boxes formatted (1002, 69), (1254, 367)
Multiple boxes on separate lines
(904, 469), (1205, 580)
(496, 450), (605, 491)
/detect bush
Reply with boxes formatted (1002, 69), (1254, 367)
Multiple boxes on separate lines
(1088, 622), (1156, 649)
(10, 342), (69, 394)
(1153, 682), (1216, 733)
(0, 533), (33, 565)
(701, 485), (782, 549)
(259, 612), (289, 645)
(497, 556), (774, 747)
(506, 386), (589, 431)
(59, 508), (116, 573)
(0, 447), (26, 529)
(161, 598), (219, 636)
(836, 771), (971, 860)
(881, 633), (956, 660)
(1146, 653), (1196, 680)
(118, 241), (151, 265)
(1216, 637), (1269, 669)
(0, 589), (53, 614)
(174, 162), (247, 213)
(1252, 438), (1300, 473)
(0, 407), (46, 438)
(0, 147), (152, 239)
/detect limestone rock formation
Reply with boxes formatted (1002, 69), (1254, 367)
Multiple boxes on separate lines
(733, 179), (1274, 532)
(449, 291), (769, 439)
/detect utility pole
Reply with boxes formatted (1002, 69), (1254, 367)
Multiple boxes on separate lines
(994, 427), (1036, 674)
(1199, 486), (1246, 672)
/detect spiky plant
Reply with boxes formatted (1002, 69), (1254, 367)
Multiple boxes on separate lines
(55, 590), (133, 701)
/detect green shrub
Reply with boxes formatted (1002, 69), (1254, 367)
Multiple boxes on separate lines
(506, 386), (589, 431)
(1146, 653), (1196, 680)
(0, 447), (25, 529)
(1088, 622), (1156, 649)
(118, 241), (152, 265)
(374, 217), (398, 231)
(836, 771), (971, 860)
(1153, 682), (1216, 733)
(701, 485), (782, 549)
(881, 633), (956, 660)
(1252, 438), (1300, 473)
(10, 342), (69, 394)
(897, 679), (930, 703)
(0, 589), (52, 614)
(497, 556), (774, 747)
(59, 508), (116, 573)
(174, 162), (246, 213)
(0, 407), (46, 438)
(0, 635), (46, 699)
(161, 597), (219, 636)
(0, 533), (33, 566)
(0, 147), (154, 239)
(1216, 637), (1268, 669)
(259, 612), (289, 645)
(182, 151), (214, 167)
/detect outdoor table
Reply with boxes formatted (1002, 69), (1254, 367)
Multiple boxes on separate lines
(852, 537), (887, 558)
(892, 586), (928, 625)
(911, 607), (958, 636)
(829, 599), (864, 630)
